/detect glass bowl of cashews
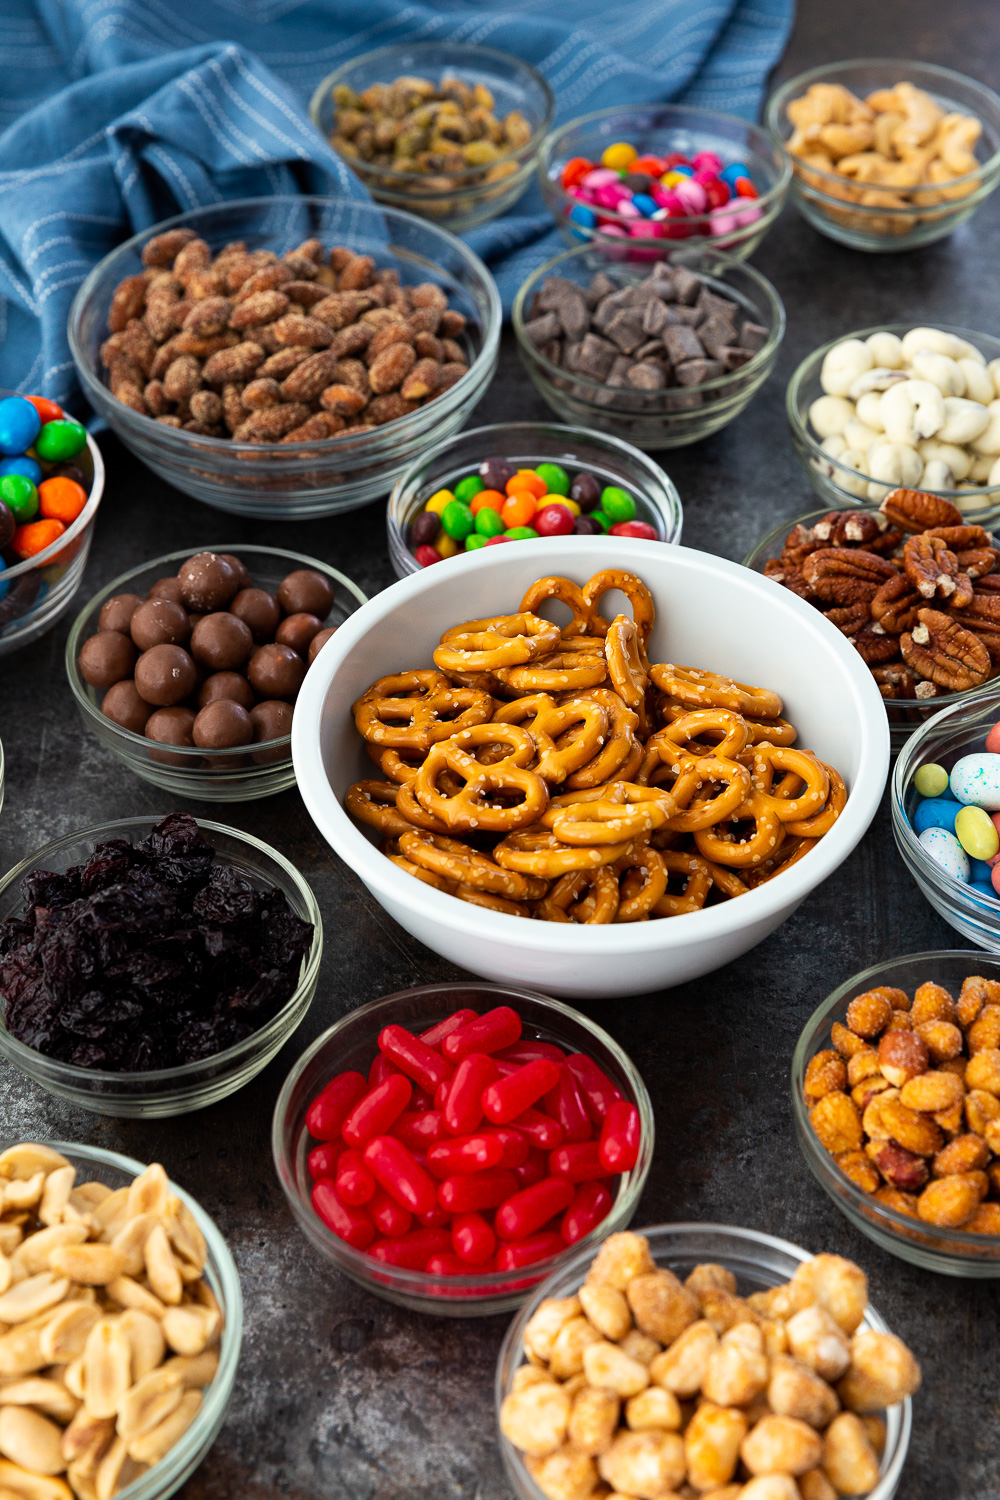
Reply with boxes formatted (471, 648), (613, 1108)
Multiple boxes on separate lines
(496, 1226), (918, 1500)
(787, 324), (1000, 528)
(0, 1139), (242, 1500)
(766, 59), (1000, 252)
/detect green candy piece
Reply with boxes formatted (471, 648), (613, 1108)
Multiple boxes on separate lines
(600, 485), (636, 523)
(589, 509), (610, 533)
(913, 763), (950, 798)
(535, 462), (570, 496)
(475, 507), (505, 538)
(504, 525), (538, 541)
(454, 474), (485, 504)
(0, 473), (39, 523)
(465, 534), (488, 551)
(441, 499), (474, 540)
(34, 418), (87, 462)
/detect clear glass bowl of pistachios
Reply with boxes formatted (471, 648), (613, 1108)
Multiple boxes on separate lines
(310, 42), (554, 234)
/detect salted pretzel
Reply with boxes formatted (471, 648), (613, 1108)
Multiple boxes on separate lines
(604, 615), (648, 711)
(582, 570), (655, 646)
(398, 829), (547, 901)
(750, 744), (831, 825)
(613, 845), (669, 921)
(784, 763), (847, 837)
(656, 699), (797, 749)
(651, 851), (712, 918)
(518, 575), (612, 638)
(354, 676), (493, 752)
(412, 723), (549, 832)
(494, 694), (609, 783)
(433, 613), (560, 673)
(533, 867), (620, 925)
(366, 743), (422, 784)
(559, 688), (641, 789)
(493, 827), (631, 877)
(693, 794), (785, 868)
(496, 649), (608, 694)
(384, 844), (456, 893)
(345, 780), (414, 839)
(454, 885), (530, 918)
(743, 835), (819, 888)
(650, 664), (783, 720)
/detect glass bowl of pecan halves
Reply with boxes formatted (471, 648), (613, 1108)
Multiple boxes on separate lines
(745, 486), (1000, 754)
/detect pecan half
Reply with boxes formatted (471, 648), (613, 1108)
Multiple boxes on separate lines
(902, 533), (973, 605)
(763, 558), (814, 599)
(832, 511), (897, 550)
(975, 573), (1000, 594)
(871, 572), (923, 634)
(827, 604), (901, 664)
(952, 592), (1000, 661)
(780, 523), (824, 569)
(925, 526), (1000, 579)
(872, 663), (919, 700)
(901, 609), (990, 691)
(801, 547), (897, 605)
(880, 487), (963, 533)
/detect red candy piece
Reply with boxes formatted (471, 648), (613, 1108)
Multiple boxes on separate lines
(511, 1107), (563, 1151)
(662, 152), (690, 168)
(418, 1205), (451, 1228)
(378, 1023), (453, 1093)
(703, 176), (730, 209)
(567, 1054), (623, 1122)
(336, 1149), (377, 1206)
(599, 1100), (641, 1173)
(306, 1070), (367, 1141)
(370, 1227), (451, 1270)
(363, 1135), (438, 1217)
(342, 1074), (413, 1148)
(311, 1180), (374, 1250)
(544, 1065), (592, 1144)
(426, 1253), (470, 1276)
(444, 1052), (498, 1135)
(452, 1211), (497, 1266)
(483, 1058), (561, 1125)
(368, 1053), (400, 1089)
(549, 1141), (606, 1182)
(561, 155), (592, 189)
(495, 1176), (575, 1241)
(609, 520), (658, 540)
(415, 545), (442, 567)
(495, 1231), (565, 1271)
(735, 177), (759, 198)
(392, 1109), (446, 1152)
(421, 1009), (478, 1048)
(427, 1134), (505, 1178)
(494, 1040), (565, 1066)
(534, 504), (575, 538)
(441, 1006), (522, 1061)
(438, 1169), (519, 1214)
(307, 1142), (343, 1181)
(514, 1148), (550, 1190)
(481, 1126), (530, 1170)
(484, 535), (510, 546)
(562, 1181), (613, 1245)
(370, 1188), (412, 1238)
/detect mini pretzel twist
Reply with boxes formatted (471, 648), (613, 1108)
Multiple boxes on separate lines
(651, 851), (713, 917)
(433, 613), (560, 672)
(518, 575), (611, 638)
(693, 794), (785, 868)
(613, 845), (669, 921)
(533, 867), (620, 924)
(493, 827), (631, 877)
(354, 679), (494, 752)
(650, 663), (783, 719)
(412, 723), (549, 832)
(750, 744), (831, 824)
(582, 570), (656, 645)
(345, 780), (415, 839)
(784, 762), (848, 837)
(494, 694), (610, 783)
(604, 614), (649, 710)
(559, 688), (641, 789)
(495, 649), (608, 694)
(398, 829), (547, 900)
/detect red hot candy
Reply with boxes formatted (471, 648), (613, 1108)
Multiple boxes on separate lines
(370, 1189), (412, 1237)
(544, 1066), (592, 1144)
(363, 1136), (438, 1218)
(370, 1227), (451, 1270)
(427, 1253), (471, 1276)
(427, 1134), (505, 1178)
(307, 1142), (343, 1181)
(393, 1110), (446, 1152)
(566, 1053), (623, 1122)
(496, 1231), (566, 1271)
(420, 1008), (478, 1048)
(378, 1024), (453, 1093)
(452, 1211), (496, 1266)
(342, 1074), (412, 1148)
(599, 1100), (641, 1173)
(495, 1176), (574, 1241)
(514, 1148), (550, 1190)
(562, 1182), (613, 1245)
(482, 1058), (561, 1125)
(311, 1180), (374, 1250)
(335, 1149), (377, 1205)
(306, 1070), (367, 1141)
(549, 1142), (606, 1183)
(441, 1005), (522, 1061)
(438, 1169), (519, 1214)
(444, 1052), (498, 1135)
(368, 1053), (401, 1089)
(511, 1107), (563, 1151)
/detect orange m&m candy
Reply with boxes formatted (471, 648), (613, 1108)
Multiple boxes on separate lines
(470, 489), (505, 515)
(501, 492), (537, 529)
(39, 476), (87, 525)
(505, 470), (546, 499)
(24, 395), (63, 425)
(11, 518), (66, 559)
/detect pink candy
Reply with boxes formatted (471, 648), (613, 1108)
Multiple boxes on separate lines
(581, 168), (619, 189)
(674, 179), (708, 213)
(692, 150), (723, 174)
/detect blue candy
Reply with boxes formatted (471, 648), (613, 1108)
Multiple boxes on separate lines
(569, 203), (597, 230)
(912, 796), (962, 836)
(631, 193), (659, 217)
(970, 880), (999, 902)
(0, 455), (42, 485)
(970, 857), (995, 882)
(720, 162), (750, 184)
(671, 163), (694, 177)
(0, 396), (41, 457)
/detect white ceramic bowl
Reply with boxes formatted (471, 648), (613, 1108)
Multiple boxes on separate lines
(291, 539), (889, 997)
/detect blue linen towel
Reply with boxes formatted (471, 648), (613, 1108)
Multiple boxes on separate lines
(0, 0), (794, 406)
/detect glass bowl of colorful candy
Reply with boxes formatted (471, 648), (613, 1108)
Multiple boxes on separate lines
(892, 687), (1000, 948)
(272, 981), (654, 1316)
(387, 421), (683, 577)
(539, 104), (791, 262)
(0, 393), (104, 657)
(512, 247), (784, 450)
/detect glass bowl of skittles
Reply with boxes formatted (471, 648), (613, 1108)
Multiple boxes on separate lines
(0, 393), (104, 656)
(893, 687), (1000, 948)
(386, 421), (683, 578)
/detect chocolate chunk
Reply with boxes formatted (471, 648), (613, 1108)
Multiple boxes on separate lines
(624, 281), (670, 307)
(523, 312), (561, 346)
(670, 265), (703, 304)
(740, 321), (769, 352)
(608, 354), (633, 381)
(664, 325), (705, 365)
(641, 299), (671, 336)
(585, 272), (617, 307)
(635, 339), (666, 362)
(626, 361), (667, 390)
(572, 333), (616, 380)
(562, 340), (582, 370)
(675, 357), (725, 386)
(555, 293), (589, 341)
(720, 346), (754, 371)
(698, 314), (739, 358)
(592, 289), (632, 331)
(667, 388), (704, 410)
(604, 309), (646, 354)
(536, 276), (584, 312)
(621, 172), (652, 193)
(673, 305), (705, 327)
(539, 339), (563, 365)
(697, 288), (740, 323)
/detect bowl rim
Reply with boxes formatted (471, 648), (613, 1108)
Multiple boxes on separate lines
(385, 418), (685, 547)
(786, 321), (1000, 503)
(271, 979), (655, 1297)
(496, 1218), (913, 1500)
(792, 947), (1000, 1253)
(309, 40), (556, 189)
(539, 101), (792, 235)
(512, 245), (786, 401)
(64, 543), (368, 762)
(0, 423), (105, 583)
(765, 56), (1000, 198)
(67, 196), (502, 459)
(291, 535), (890, 954)
(0, 813), (323, 1089)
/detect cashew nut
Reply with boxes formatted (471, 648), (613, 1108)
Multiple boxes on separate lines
(988, 359), (1000, 400)
(917, 437), (971, 480)
(972, 400), (1000, 456)
(834, 447), (876, 499)
(909, 350), (965, 396)
(969, 452), (996, 483)
(867, 440), (924, 486)
(864, 331), (904, 368)
(937, 396), (991, 445)
(959, 358), (995, 405)
(820, 339), (874, 397)
(920, 458), (956, 491)
(808, 394), (856, 439)
(935, 111), (982, 176)
(899, 327), (970, 362)
(820, 434), (847, 459)
(892, 81), (944, 151)
(847, 367), (908, 399)
(843, 416), (883, 452)
(854, 391), (885, 431)
(880, 378), (945, 441)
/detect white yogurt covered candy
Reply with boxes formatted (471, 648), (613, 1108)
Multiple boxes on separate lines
(918, 826), (970, 881)
(950, 753), (1000, 811)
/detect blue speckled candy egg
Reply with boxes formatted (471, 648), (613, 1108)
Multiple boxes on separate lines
(918, 826), (970, 881)
(912, 797), (962, 836)
(950, 754), (1000, 810)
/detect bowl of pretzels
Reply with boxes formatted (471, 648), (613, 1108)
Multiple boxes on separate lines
(292, 538), (890, 997)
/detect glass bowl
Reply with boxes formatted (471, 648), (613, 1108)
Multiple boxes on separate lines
(794, 951), (1000, 1275)
(310, 42), (554, 235)
(497, 1222), (913, 1500)
(272, 982), (654, 1317)
(386, 420), (683, 578)
(892, 688), (1000, 948)
(787, 323), (1000, 527)
(539, 103), (791, 261)
(65, 544), (367, 801)
(0, 1138), (243, 1500)
(743, 505), (1000, 757)
(512, 245), (784, 449)
(766, 58), (1000, 252)
(68, 198), (501, 520)
(0, 815), (322, 1116)
(0, 408), (105, 657)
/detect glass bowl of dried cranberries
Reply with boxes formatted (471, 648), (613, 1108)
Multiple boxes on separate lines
(0, 812), (323, 1117)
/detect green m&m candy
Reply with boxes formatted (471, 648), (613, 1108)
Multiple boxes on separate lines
(589, 509), (610, 533)
(464, 533), (488, 551)
(454, 473), (484, 504)
(535, 462), (569, 496)
(0, 473), (39, 523)
(441, 499), (474, 540)
(474, 506), (504, 538)
(504, 525), (538, 541)
(34, 419), (87, 462)
(600, 485), (636, 523)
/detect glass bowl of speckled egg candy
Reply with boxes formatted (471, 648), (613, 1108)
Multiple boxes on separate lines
(0, 392), (104, 656)
(892, 685), (1000, 946)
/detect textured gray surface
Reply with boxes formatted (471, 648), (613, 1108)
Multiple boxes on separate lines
(2, 2), (1000, 1495)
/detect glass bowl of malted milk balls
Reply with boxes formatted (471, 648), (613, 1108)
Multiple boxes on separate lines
(788, 323), (1000, 526)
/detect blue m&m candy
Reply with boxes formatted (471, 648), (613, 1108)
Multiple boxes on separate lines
(0, 396), (41, 456)
(0, 455), (43, 485)
(631, 193), (659, 217)
(912, 796), (962, 836)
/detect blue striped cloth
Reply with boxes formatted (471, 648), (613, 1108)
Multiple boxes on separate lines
(0, 0), (794, 406)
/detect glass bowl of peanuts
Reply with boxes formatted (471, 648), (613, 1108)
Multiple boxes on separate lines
(0, 1140), (242, 1499)
(497, 1226), (915, 1500)
(67, 197), (501, 520)
(310, 42), (555, 234)
(766, 59), (1000, 252)
(794, 951), (1000, 1276)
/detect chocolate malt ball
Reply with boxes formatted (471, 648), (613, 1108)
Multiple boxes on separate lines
(197, 671), (255, 711)
(231, 587), (281, 643)
(144, 706), (197, 766)
(193, 699), (253, 749)
(134, 644), (197, 706)
(247, 643), (306, 701)
(219, 553), (252, 590)
(177, 551), (239, 612)
(190, 611), (253, 672)
(277, 569), (334, 618)
(98, 592), (144, 634)
(101, 680), (153, 735)
(130, 598), (191, 651)
(78, 630), (137, 690)
(307, 626), (338, 664)
(250, 700), (294, 764)
(148, 575), (185, 605)
(276, 612), (322, 656)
